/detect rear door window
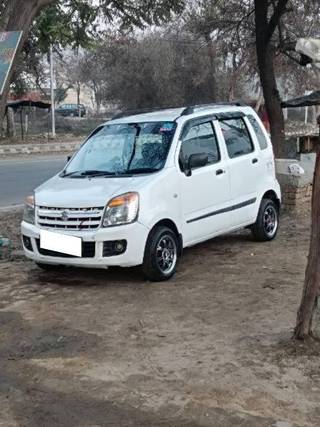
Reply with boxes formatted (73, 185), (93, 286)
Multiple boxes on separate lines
(247, 115), (269, 150)
(219, 118), (254, 159)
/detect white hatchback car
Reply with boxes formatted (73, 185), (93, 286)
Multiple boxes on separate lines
(21, 104), (281, 281)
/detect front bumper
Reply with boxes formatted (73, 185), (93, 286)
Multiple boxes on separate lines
(21, 221), (149, 268)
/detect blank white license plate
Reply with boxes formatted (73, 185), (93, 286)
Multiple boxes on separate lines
(40, 229), (82, 257)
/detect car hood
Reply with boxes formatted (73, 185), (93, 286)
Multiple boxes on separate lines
(35, 174), (150, 208)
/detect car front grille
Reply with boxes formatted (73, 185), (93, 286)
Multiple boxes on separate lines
(37, 206), (104, 230)
(35, 239), (95, 258)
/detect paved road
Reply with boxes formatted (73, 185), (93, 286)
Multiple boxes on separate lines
(0, 156), (66, 208)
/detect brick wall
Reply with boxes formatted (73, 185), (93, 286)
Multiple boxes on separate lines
(281, 183), (312, 211)
(276, 156), (315, 212)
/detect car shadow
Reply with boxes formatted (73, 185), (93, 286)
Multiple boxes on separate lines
(27, 264), (146, 288)
(27, 230), (257, 288)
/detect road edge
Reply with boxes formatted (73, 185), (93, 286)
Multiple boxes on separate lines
(0, 141), (80, 158)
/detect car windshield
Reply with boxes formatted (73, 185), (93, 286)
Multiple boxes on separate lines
(62, 121), (177, 177)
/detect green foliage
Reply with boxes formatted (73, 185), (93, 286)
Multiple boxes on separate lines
(31, 0), (186, 54)
(9, 0), (185, 98)
(32, 1), (99, 52)
(98, 0), (185, 29)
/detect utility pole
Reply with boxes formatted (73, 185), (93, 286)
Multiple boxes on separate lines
(50, 45), (56, 138)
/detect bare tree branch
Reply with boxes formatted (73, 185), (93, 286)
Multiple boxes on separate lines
(266, 0), (290, 42)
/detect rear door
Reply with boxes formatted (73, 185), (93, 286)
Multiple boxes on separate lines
(178, 118), (231, 245)
(246, 113), (276, 179)
(216, 115), (263, 226)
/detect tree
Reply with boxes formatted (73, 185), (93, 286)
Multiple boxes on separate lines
(56, 51), (85, 112)
(0, 0), (185, 125)
(0, 0), (56, 122)
(184, 1), (257, 103)
(292, 38), (320, 340)
(294, 147), (320, 339)
(182, 1), (319, 157)
(79, 29), (239, 111)
(179, 0), (288, 153)
(254, 0), (289, 158)
(76, 46), (111, 114)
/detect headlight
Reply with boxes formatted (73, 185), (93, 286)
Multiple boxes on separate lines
(102, 192), (139, 227)
(23, 195), (35, 224)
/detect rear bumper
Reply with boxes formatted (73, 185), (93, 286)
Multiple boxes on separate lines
(21, 221), (149, 268)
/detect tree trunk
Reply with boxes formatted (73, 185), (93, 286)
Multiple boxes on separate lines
(254, 0), (287, 159)
(0, 1), (15, 32)
(0, 0), (56, 126)
(96, 96), (101, 114)
(6, 106), (15, 138)
(254, 90), (264, 113)
(76, 81), (81, 117)
(294, 148), (320, 339)
(92, 81), (101, 114)
(258, 46), (285, 158)
(205, 34), (217, 102)
(228, 72), (236, 102)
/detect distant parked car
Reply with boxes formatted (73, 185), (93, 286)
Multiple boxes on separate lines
(55, 103), (86, 117)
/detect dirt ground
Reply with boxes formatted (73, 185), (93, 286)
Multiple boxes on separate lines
(1, 208), (320, 427)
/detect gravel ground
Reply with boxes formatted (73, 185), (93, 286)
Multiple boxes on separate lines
(1, 208), (320, 427)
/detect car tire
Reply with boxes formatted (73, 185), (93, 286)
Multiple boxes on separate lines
(251, 198), (279, 241)
(142, 226), (179, 281)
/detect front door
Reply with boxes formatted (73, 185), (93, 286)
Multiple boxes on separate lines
(179, 119), (231, 245)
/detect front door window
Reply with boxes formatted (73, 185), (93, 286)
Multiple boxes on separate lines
(180, 121), (220, 171)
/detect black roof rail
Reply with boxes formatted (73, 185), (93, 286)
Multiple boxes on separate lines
(180, 101), (246, 117)
(111, 101), (247, 120)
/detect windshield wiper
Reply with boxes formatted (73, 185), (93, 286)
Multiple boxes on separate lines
(61, 170), (81, 177)
(61, 170), (116, 178)
(80, 170), (116, 176)
(126, 167), (160, 174)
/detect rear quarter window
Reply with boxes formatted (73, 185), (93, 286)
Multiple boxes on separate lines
(247, 115), (269, 150)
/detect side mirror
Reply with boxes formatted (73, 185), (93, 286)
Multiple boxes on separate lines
(185, 153), (208, 176)
(67, 155), (71, 163)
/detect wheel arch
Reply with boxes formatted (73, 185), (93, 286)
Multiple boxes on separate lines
(261, 190), (281, 212)
(148, 218), (183, 256)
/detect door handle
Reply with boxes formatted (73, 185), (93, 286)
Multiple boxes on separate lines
(216, 169), (225, 175)
(252, 158), (258, 164)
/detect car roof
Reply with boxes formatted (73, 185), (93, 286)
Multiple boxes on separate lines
(109, 108), (184, 124)
(107, 104), (255, 125)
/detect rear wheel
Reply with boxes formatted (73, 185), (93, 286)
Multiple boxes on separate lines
(142, 226), (179, 281)
(251, 198), (279, 241)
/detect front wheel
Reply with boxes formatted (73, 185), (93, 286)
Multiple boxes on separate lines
(142, 226), (179, 281)
(251, 198), (279, 241)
